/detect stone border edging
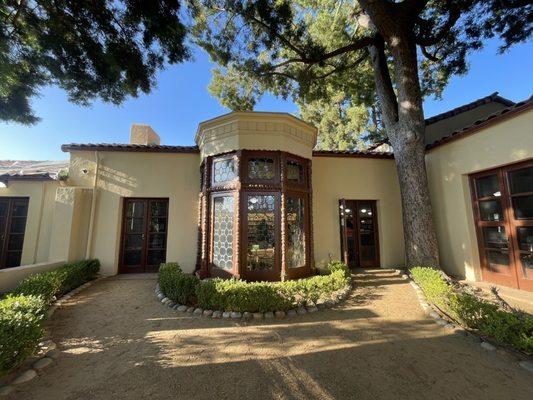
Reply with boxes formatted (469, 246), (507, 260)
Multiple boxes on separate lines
(0, 277), (104, 396)
(395, 269), (533, 374)
(155, 282), (352, 321)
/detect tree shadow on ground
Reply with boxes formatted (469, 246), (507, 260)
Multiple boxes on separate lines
(6, 271), (533, 400)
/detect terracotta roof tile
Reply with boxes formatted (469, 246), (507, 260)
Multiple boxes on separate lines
(312, 149), (394, 159)
(61, 143), (199, 153)
(426, 95), (533, 150)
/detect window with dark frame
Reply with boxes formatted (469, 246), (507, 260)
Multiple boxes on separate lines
(201, 150), (312, 281)
(0, 197), (29, 269)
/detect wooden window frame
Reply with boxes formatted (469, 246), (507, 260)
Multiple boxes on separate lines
(0, 197), (29, 269)
(241, 190), (282, 281)
(469, 159), (533, 291)
(241, 150), (281, 186)
(339, 199), (380, 269)
(118, 197), (169, 274)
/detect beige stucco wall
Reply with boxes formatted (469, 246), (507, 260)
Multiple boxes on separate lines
(196, 112), (317, 160)
(425, 108), (532, 281)
(312, 156), (405, 269)
(68, 150), (200, 275)
(0, 180), (59, 266)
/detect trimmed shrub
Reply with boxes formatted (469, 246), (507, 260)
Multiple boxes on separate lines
(411, 267), (533, 353)
(1, 259), (100, 377)
(160, 260), (352, 313)
(12, 259), (100, 305)
(158, 263), (199, 304)
(0, 295), (47, 376)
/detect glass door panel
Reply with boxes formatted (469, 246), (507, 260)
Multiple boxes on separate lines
(339, 200), (379, 268)
(146, 200), (168, 270)
(506, 163), (533, 290)
(471, 171), (517, 287)
(120, 198), (168, 273)
(357, 201), (379, 267)
(122, 200), (146, 270)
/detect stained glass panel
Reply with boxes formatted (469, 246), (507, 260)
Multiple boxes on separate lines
(213, 196), (235, 270)
(287, 161), (303, 183)
(213, 158), (236, 183)
(246, 195), (276, 271)
(248, 158), (275, 180)
(287, 197), (305, 268)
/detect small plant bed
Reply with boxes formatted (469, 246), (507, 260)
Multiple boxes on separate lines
(156, 261), (352, 320)
(0, 259), (100, 388)
(409, 267), (533, 355)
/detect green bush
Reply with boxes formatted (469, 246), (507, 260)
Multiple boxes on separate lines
(0, 295), (47, 376)
(1, 259), (100, 377)
(158, 263), (199, 304)
(12, 259), (100, 305)
(159, 260), (352, 313)
(410, 267), (533, 353)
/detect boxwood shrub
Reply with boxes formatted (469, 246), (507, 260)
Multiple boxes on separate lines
(158, 263), (199, 305)
(1, 259), (100, 377)
(159, 261), (351, 313)
(0, 295), (47, 376)
(12, 259), (100, 305)
(410, 267), (533, 354)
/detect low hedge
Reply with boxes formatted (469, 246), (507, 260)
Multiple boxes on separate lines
(410, 267), (533, 354)
(0, 295), (47, 375)
(0, 259), (100, 377)
(12, 259), (100, 305)
(158, 261), (351, 313)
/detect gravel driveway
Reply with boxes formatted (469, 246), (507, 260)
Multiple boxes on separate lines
(6, 269), (533, 400)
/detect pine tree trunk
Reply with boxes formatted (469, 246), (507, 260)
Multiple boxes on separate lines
(362, 7), (441, 268)
(390, 128), (440, 267)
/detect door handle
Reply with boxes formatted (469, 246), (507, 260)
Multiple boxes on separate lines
(142, 233), (146, 240)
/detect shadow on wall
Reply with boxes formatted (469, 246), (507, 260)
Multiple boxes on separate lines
(97, 165), (138, 197)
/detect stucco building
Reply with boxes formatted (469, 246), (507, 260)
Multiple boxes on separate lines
(1, 93), (531, 292)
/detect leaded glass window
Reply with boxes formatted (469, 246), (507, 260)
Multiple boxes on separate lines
(212, 196), (235, 270)
(246, 195), (276, 271)
(213, 157), (236, 183)
(248, 158), (275, 180)
(287, 197), (305, 268)
(287, 161), (303, 183)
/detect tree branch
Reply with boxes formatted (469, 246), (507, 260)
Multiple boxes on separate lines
(415, 1), (461, 46)
(420, 45), (439, 61)
(368, 35), (398, 128)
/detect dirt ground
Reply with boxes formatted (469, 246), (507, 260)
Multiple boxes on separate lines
(6, 269), (533, 400)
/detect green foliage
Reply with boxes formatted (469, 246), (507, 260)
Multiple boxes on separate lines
(1, 1), (189, 124)
(160, 261), (351, 313)
(1, 259), (100, 376)
(0, 295), (47, 376)
(12, 259), (100, 305)
(411, 267), (533, 353)
(158, 263), (200, 304)
(191, 0), (532, 148)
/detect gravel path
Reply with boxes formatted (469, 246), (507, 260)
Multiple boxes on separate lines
(7, 269), (533, 400)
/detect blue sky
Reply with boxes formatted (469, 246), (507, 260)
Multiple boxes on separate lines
(0, 38), (531, 160)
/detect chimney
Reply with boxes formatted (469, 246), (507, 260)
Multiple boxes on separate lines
(130, 124), (161, 145)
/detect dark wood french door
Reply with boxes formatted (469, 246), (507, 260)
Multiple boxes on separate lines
(470, 160), (533, 291)
(0, 197), (29, 269)
(339, 199), (380, 268)
(119, 198), (168, 273)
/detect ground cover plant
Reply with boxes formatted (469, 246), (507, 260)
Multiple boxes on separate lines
(158, 261), (351, 313)
(410, 267), (533, 354)
(0, 259), (100, 376)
